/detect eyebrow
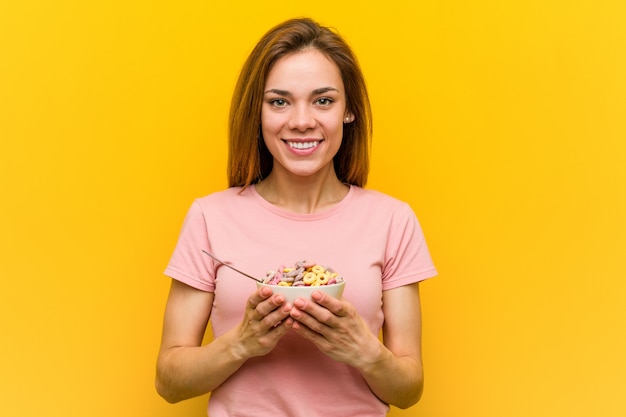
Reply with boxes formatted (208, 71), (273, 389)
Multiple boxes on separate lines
(264, 87), (339, 96)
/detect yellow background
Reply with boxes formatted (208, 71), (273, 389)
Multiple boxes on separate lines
(1, 1), (624, 416)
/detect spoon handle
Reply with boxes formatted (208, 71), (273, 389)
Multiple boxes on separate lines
(201, 250), (262, 282)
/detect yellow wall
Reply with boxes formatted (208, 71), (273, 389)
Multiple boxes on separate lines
(1, 1), (624, 416)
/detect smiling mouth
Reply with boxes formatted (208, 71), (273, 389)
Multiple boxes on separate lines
(285, 140), (321, 150)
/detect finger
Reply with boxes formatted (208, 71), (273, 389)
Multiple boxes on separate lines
(247, 287), (285, 321)
(257, 302), (290, 328)
(290, 319), (337, 355)
(292, 296), (339, 326)
(255, 293), (288, 318)
(310, 291), (347, 316)
(289, 305), (333, 335)
(247, 286), (273, 311)
(272, 317), (294, 331)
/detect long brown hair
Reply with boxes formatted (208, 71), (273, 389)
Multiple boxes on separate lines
(227, 18), (372, 188)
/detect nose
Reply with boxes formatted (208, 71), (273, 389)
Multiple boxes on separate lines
(288, 105), (316, 131)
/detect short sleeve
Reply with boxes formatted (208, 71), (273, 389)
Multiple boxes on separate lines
(163, 200), (216, 292)
(381, 203), (437, 290)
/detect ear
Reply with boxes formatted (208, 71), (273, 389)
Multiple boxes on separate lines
(343, 114), (355, 124)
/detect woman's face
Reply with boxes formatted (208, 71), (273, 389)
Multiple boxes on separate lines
(261, 48), (352, 180)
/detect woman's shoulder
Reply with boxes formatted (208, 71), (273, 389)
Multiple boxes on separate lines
(195, 186), (245, 202)
(190, 187), (253, 212)
(350, 186), (412, 211)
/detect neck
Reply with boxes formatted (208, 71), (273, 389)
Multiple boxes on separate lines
(255, 167), (349, 214)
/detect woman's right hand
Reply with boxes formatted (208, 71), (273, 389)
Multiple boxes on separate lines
(231, 286), (294, 359)
(157, 281), (294, 403)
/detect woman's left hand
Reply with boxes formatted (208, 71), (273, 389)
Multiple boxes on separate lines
(288, 291), (381, 367)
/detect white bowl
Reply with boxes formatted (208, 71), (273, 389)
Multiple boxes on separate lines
(256, 281), (346, 303)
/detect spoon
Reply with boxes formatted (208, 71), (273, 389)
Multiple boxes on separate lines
(201, 250), (263, 283)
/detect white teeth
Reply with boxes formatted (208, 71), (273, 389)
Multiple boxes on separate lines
(287, 141), (319, 150)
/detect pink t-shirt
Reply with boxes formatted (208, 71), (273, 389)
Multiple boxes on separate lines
(165, 185), (437, 417)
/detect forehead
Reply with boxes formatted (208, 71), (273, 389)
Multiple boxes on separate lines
(265, 49), (343, 90)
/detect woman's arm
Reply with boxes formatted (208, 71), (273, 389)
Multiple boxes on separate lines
(155, 279), (294, 403)
(363, 282), (424, 408)
(289, 282), (424, 408)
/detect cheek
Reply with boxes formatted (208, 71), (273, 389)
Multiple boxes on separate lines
(260, 111), (284, 136)
(325, 118), (345, 138)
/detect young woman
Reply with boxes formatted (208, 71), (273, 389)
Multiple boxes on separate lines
(156, 17), (437, 417)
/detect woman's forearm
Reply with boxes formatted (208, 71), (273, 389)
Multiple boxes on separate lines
(357, 341), (424, 408)
(156, 327), (247, 403)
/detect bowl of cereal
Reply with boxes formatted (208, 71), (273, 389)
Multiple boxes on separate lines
(256, 260), (346, 303)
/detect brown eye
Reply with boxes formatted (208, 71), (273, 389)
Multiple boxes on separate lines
(270, 99), (288, 107)
(315, 97), (334, 106)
